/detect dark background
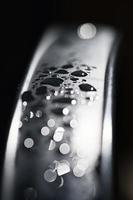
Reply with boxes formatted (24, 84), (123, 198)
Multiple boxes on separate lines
(1, 1), (133, 199)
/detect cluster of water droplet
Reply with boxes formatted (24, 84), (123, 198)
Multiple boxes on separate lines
(20, 60), (98, 196)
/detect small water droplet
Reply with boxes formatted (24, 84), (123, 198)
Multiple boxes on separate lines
(41, 126), (50, 136)
(30, 111), (34, 119)
(54, 91), (58, 96)
(71, 70), (87, 77)
(78, 23), (96, 39)
(47, 119), (55, 127)
(51, 107), (64, 116)
(52, 97), (73, 104)
(70, 77), (79, 81)
(48, 139), (56, 151)
(55, 69), (69, 74)
(62, 64), (73, 69)
(71, 99), (77, 105)
(46, 95), (51, 100)
(59, 143), (70, 155)
(35, 110), (42, 118)
(64, 87), (74, 95)
(19, 121), (23, 128)
(70, 119), (77, 128)
(79, 84), (96, 92)
(57, 160), (70, 176)
(44, 169), (57, 183)
(53, 127), (64, 142)
(58, 176), (64, 188)
(73, 165), (85, 177)
(62, 108), (69, 115)
(49, 66), (57, 71)
(24, 138), (34, 149)
(23, 101), (27, 107)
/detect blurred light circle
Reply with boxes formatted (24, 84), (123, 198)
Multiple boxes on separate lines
(78, 23), (96, 39)
(24, 138), (34, 149)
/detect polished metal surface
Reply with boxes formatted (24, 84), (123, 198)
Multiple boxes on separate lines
(1, 24), (120, 200)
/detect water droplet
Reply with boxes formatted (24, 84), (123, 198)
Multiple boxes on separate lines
(44, 169), (57, 183)
(62, 108), (69, 115)
(23, 116), (29, 122)
(51, 107), (64, 116)
(49, 66), (57, 71)
(19, 121), (23, 128)
(30, 111), (34, 119)
(79, 84), (96, 92)
(53, 127), (64, 142)
(23, 101), (27, 107)
(35, 110), (42, 118)
(41, 78), (63, 87)
(81, 64), (91, 71)
(47, 119), (55, 127)
(54, 91), (58, 96)
(35, 86), (47, 95)
(70, 119), (77, 128)
(70, 77), (79, 81)
(24, 187), (37, 200)
(58, 176), (64, 188)
(41, 126), (50, 136)
(22, 91), (34, 102)
(73, 165), (85, 177)
(82, 79), (86, 82)
(43, 69), (50, 74)
(78, 23), (96, 39)
(48, 139), (56, 151)
(24, 138), (34, 149)
(52, 97), (73, 104)
(62, 64), (73, 69)
(46, 95), (51, 100)
(55, 69), (69, 74)
(71, 70), (87, 77)
(71, 99), (77, 105)
(57, 160), (70, 176)
(64, 87), (74, 95)
(59, 143), (70, 155)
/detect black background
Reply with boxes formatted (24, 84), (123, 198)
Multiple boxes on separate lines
(1, 1), (133, 199)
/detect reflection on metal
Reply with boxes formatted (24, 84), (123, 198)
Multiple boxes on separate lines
(1, 24), (119, 200)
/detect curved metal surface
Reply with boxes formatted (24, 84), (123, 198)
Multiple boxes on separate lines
(1, 24), (120, 200)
